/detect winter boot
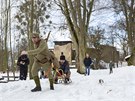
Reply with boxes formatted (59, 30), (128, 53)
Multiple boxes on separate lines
(31, 76), (41, 92)
(31, 86), (41, 92)
(64, 78), (69, 84)
(49, 79), (54, 90)
(54, 78), (58, 84)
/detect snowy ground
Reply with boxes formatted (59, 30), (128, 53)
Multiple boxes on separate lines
(0, 66), (135, 101)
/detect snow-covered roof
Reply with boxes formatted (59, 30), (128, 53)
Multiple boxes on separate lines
(125, 55), (131, 59)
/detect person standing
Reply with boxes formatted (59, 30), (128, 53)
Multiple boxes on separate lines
(83, 53), (92, 76)
(109, 61), (114, 74)
(21, 33), (54, 92)
(17, 53), (29, 80)
(60, 52), (65, 61)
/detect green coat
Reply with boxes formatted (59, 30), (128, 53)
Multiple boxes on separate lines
(27, 39), (59, 78)
(27, 39), (51, 64)
(27, 39), (53, 78)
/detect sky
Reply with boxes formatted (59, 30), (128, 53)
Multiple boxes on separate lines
(0, 63), (135, 101)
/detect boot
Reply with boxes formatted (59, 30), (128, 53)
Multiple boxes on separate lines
(49, 79), (54, 90)
(31, 76), (41, 92)
(54, 78), (58, 84)
(64, 78), (69, 84)
(31, 86), (41, 92)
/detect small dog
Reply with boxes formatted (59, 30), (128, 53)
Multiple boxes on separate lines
(99, 79), (104, 85)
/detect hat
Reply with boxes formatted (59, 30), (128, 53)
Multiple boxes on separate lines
(32, 33), (40, 38)
(21, 51), (27, 55)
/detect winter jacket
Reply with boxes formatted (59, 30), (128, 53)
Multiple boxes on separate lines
(17, 54), (29, 68)
(60, 55), (65, 60)
(27, 39), (59, 71)
(83, 57), (92, 67)
(109, 62), (114, 68)
(27, 39), (52, 64)
(60, 60), (70, 74)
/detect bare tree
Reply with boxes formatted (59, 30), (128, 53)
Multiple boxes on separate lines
(1, 0), (10, 80)
(112, 0), (135, 65)
(112, 0), (135, 53)
(87, 26), (105, 69)
(15, 0), (53, 78)
(55, 0), (95, 74)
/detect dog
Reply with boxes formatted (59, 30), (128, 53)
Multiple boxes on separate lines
(99, 79), (104, 85)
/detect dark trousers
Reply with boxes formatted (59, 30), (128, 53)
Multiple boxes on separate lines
(109, 68), (113, 74)
(20, 67), (28, 80)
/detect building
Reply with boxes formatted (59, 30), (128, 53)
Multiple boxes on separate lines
(53, 41), (120, 69)
(53, 41), (72, 64)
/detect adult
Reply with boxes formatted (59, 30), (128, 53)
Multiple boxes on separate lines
(21, 33), (54, 92)
(17, 53), (29, 80)
(83, 53), (92, 76)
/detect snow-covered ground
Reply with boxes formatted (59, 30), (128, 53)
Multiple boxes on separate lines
(0, 66), (135, 101)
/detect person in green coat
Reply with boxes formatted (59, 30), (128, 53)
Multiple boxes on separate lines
(21, 33), (54, 92)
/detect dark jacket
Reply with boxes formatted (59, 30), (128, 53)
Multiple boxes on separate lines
(109, 62), (114, 68)
(60, 55), (65, 60)
(83, 57), (92, 67)
(60, 60), (70, 74)
(17, 54), (30, 68)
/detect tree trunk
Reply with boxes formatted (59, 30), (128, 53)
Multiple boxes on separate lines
(0, 0), (4, 71)
(121, 0), (135, 53)
(58, 0), (94, 74)
(76, 42), (86, 73)
(29, 0), (34, 79)
(4, 0), (9, 81)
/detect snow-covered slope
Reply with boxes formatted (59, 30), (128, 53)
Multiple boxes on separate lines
(0, 66), (135, 101)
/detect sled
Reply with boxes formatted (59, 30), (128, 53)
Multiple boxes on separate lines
(57, 77), (72, 84)
(55, 69), (72, 84)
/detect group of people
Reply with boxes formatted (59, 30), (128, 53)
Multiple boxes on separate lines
(39, 52), (71, 84)
(17, 33), (71, 92)
(17, 33), (114, 92)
